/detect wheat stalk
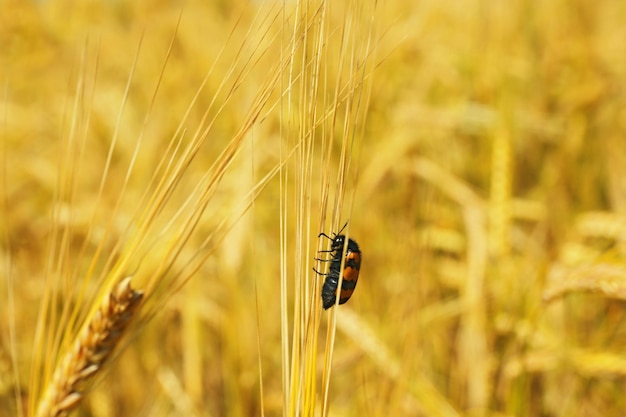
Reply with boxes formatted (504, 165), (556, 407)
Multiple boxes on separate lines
(34, 277), (144, 417)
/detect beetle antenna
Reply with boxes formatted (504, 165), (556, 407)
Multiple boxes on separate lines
(318, 232), (334, 240)
(337, 221), (349, 235)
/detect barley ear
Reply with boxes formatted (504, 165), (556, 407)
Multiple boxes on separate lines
(35, 277), (144, 417)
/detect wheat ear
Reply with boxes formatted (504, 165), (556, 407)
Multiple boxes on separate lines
(35, 277), (144, 417)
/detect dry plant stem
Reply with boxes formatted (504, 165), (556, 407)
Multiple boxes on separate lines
(35, 277), (144, 417)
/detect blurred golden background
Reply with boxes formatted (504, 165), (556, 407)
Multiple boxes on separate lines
(3, 1), (626, 416)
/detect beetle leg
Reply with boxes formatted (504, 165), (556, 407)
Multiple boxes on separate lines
(314, 257), (333, 262)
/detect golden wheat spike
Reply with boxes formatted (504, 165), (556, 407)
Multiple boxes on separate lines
(35, 277), (143, 417)
(543, 263), (626, 302)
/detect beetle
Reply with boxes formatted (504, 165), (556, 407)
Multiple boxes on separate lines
(314, 225), (362, 309)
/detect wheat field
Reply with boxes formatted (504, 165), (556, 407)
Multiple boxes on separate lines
(3, 1), (626, 416)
